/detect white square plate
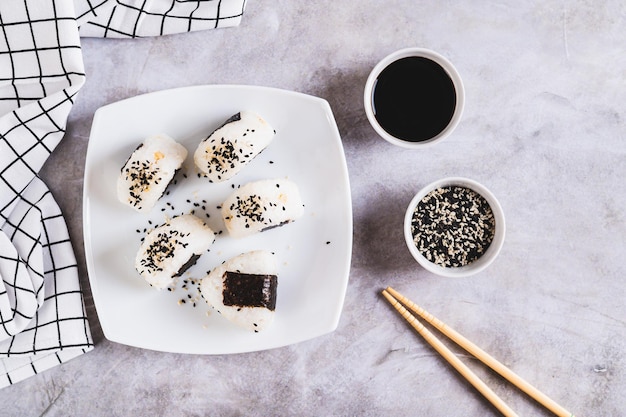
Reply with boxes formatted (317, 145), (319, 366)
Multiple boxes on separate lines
(83, 85), (352, 354)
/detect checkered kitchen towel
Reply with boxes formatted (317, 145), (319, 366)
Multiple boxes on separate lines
(0, 0), (246, 387)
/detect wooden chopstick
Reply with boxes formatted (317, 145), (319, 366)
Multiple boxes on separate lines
(383, 287), (574, 417)
(382, 289), (519, 417)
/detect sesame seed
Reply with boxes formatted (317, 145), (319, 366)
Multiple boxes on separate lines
(411, 186), (495, 268)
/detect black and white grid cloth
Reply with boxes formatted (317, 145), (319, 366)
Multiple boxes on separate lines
(0, 0), (246, 388)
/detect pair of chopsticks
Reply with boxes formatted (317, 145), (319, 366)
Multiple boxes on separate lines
(382, 287), (574, 417)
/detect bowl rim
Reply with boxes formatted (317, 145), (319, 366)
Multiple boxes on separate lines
(363, 47), (465, 149)
(403, 177), (506, 277)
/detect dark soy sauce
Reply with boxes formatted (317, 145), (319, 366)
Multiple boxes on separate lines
(372, 56), (456, 142)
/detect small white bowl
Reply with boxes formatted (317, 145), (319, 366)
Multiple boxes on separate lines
(364, 48), (465, 148)
(404, 177), (505, 277)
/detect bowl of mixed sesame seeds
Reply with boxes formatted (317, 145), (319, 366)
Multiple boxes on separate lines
(404, 177), (505, 277)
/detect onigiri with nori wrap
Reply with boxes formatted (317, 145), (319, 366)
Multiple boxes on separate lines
(221, 178), (304, 238)
(117, 133), (187, 213)
(200, 250), (278, 332)
(194, 111), (275, 182)
(135, 214), (215, 290)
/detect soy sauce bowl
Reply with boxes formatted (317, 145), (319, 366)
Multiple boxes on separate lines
(364, 48), (465, 148)
(404, 177), (505, 277)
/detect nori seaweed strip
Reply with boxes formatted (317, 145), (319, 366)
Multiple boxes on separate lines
(173, 254), (201, 277)
(222, 272), (277, 310)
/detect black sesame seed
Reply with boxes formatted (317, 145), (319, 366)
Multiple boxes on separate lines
(411, 186), (495, 268)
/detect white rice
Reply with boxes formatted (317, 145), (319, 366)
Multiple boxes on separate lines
(222, 178), (304, 238)
(117, 133), (187, 213)
(135, 214), (215, 289)
(200, 250), (277, 332)
(193, 111), (275, 182)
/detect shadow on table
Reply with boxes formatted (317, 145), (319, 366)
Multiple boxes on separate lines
(306, 62), (379, 149)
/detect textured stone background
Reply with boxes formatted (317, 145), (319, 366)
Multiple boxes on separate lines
(3, 1), (625, 415)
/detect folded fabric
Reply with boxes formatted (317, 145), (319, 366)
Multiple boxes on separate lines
(0, 178), (93, 387)
(76, 0), (247, 38)
(0, 0), (92, 388)
(0, 0), (246, 388)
